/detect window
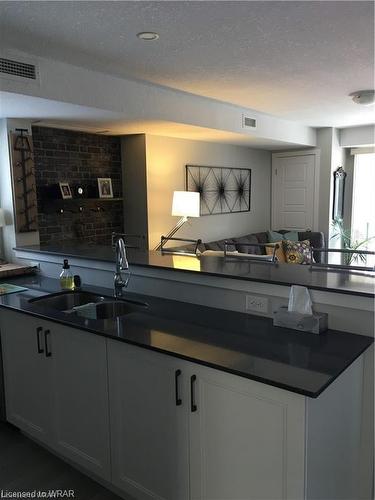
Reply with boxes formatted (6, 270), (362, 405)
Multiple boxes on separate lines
(351, 152), (375, 265)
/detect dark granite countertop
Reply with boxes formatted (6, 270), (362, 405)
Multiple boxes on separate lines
(14, 241), (375, 297)
(0, 274), (372, 398)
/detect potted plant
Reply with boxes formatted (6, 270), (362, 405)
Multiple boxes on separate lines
(330, 218), (374, 265)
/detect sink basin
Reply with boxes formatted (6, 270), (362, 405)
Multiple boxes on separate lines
(29, 291), (148, 319)
(93, 300), (145, 319)
(29, 291), (106, 311)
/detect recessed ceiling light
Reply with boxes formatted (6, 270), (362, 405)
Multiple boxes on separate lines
(137, 32), (159, 41)
(349, 90), (375, 106)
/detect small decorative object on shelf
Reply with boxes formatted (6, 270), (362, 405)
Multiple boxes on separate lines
(10, 129), (38, 233)
(59, 182), (73, 199)
(97, 177), (113, 198)
(72, 184), (87, 198)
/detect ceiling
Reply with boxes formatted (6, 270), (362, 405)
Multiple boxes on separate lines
(0, 1), (374, 128)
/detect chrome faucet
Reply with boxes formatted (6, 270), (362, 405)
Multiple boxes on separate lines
(114, 236), (130, 298)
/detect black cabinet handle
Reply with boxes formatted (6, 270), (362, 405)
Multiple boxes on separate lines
(175, 369), (182, 406)
(44, 330), (52, 357)
(190, 375), (197, 412)
(36, 327), (44, 354)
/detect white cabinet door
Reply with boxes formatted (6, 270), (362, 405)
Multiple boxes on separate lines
(49, 323), (111, 481)
(188, 363), (306, 500)
(108, 340), (189, 500)
(272, 153), (317, 231)
(0, 309), (53, 443)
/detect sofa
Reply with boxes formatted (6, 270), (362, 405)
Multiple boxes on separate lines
(182, 229), (325, 263)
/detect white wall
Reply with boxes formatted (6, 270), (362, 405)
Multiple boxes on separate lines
(0, 119), (15, 260)
(0, 118), (39, 262)
(316, 127), (345, 240)
(145, 134), (271, 248)
(340, 125), (375, 147)
(121, 134), (149, 248)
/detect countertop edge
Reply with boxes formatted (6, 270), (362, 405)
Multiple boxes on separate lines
(13, 246), (375, 298)
(0, 300), (372, 399)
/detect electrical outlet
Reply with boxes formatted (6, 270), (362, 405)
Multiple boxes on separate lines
(246, 295), (269, 313)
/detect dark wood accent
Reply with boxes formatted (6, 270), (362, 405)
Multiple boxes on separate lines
(9, 131), (38, 233)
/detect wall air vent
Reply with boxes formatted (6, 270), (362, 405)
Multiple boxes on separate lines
(0, 57), (36, 80)
(242, 115), (257, 129)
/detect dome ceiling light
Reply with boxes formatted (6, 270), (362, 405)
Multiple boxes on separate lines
(349, 90), (375, 106)
(136, 32), (159, 41)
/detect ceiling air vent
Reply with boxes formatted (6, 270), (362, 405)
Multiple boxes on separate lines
(242, 115), (257, 129)
(0, 57), (36, 80)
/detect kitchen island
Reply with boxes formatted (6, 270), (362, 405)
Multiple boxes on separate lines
(14, 241), (374, 338)
(10, 242), (375, 499)
(0, 274), (373, 500)
(14, 241), (375, 297)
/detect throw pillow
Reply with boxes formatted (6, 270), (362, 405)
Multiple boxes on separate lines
(283, 239), (313, 265)
(267, 230), (299, 243)
(265, 241), (286, 263)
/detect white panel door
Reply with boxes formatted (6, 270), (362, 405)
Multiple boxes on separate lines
(50, 323), (111, 481)
(188, 363), (306, 500)
(0, 309), (53, 443)
(272, 154), (316, 231)
(108, 340), (190, 500)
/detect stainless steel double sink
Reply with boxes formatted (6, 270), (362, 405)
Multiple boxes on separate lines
(29, 291), (148, 320)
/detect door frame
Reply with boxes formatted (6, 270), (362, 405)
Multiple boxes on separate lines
(271, 149), (321, 231)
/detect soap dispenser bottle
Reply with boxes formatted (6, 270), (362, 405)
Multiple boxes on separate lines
(60, 259), (74, 290)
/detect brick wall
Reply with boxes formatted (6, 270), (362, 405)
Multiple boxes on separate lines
(32, 126), (123, 245)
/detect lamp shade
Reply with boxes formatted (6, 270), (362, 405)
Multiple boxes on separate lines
(0, 209), (5, 228)
(171, 191), (200, 218)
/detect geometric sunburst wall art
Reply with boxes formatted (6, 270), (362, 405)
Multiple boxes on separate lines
(185, 165), (251, 216)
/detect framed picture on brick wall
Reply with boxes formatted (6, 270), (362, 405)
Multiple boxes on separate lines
(97, 178), (113, 198)
(59, 182), (72, 199)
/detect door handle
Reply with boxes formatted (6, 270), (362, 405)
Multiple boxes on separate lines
(175, 369), (182, 406)
(44, 330), (52, 357)
(36, 327), (44, 354)
(190, 375), (197, 413)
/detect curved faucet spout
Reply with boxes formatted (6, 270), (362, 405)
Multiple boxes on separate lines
(114, 236), (130, 297)
(116, 237), (129, 272)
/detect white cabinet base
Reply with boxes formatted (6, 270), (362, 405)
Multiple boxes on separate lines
(187, 361), (306, 500)
(50, 322), (111, 481)
(0, 310), (53, 443)
(0, 308), (366, 500)
(0, 309), (111, 482)
(108, 342), (190, 500)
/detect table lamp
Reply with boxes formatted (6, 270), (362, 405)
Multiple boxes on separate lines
(154, 191), (200, 251)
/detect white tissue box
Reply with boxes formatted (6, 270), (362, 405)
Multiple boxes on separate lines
(273, 306), (328, 334)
